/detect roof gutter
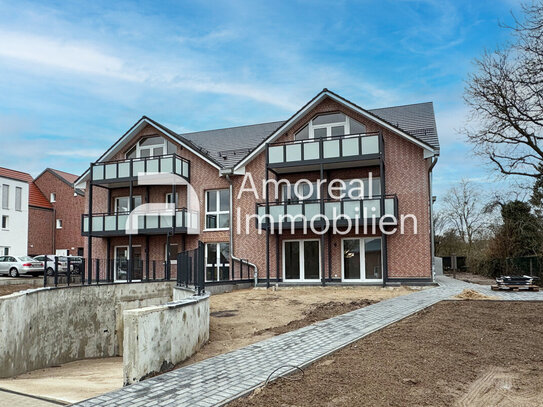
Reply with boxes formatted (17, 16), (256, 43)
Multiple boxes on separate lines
(428, 155), (438, 281)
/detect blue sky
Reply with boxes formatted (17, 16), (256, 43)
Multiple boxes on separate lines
(0, 0), (523, 205)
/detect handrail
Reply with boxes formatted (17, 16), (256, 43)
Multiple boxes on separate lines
(83, 207), (188, 217)
(255, 194), (397, 207)
(268, 131), (380, 146)
(92, 152), (190, 166)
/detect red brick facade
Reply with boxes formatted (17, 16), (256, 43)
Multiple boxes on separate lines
(28, 206), (54, 256)
(84, 94), (436, 284)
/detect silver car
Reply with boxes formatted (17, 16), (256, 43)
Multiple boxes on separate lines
(0, 255), (44, 277)
(33, 255), (83, 275)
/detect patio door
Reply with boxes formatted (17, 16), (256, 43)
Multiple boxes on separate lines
(114, 246), (142, 281)
(342, 237), (382, 282)
(283, 240), (320, 282)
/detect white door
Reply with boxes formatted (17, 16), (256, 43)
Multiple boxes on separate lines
(342, 237), (382, 282)
(283, 240), (321, 282)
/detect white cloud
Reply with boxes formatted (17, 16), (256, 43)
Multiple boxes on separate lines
(46, 149), (104, 158)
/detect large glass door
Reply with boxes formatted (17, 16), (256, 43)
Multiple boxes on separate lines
(114, 246), (142, 281)
(283, 240), (321, 281)
(342, 238), (382, 281)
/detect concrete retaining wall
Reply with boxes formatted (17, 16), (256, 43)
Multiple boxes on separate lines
(123, 290), (210, 384)
(0, 282), (176, 378)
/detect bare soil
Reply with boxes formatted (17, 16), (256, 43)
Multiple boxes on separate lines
(0, 284), (35, 296)
(445, 271), (495, 285)
(230, 301), (543, 407)
(180, 286), (418, 366)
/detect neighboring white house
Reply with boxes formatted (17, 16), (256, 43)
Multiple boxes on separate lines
(0, 169), (30, 256)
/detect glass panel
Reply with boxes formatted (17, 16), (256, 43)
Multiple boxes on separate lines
(284, 242), (300, 280)
(269, 205), (284, 223)
(219, 242), (230, 280)
(83, 217), (89, 232)
(325, 202), (341, 220)
(313, 128), (327, 138)
(92, 165), (104, 180)
(304, 203), (320, 220)
(218, 213), (229, 228)
(137, 216), (144, 230)
(146, 215), (159, 229)
(303, 142), (320, 160)
(268, 146), (284, 164)
(116, 197), (129, 213)
(343, 239), (361, 280)
(304, 241), (320, 280)
(361, 135), (379, 154)
(344, 179), (364, 199)
(365, 238), (382, 280)
(132, 160), (145, 176)
(115, 247), (128, 281)
(331, 126), (344, 137)
(126, 146), (137, 159)
(182, 161), (189, 177)
(176, 210), (185, 227)
(349, 118), (366, 134)
(147, 158), (159, 172)
(344, 200), (360, 220)
(205, 214), (217, 229)
(312, 112), (346, 125)
(160, 157), (173, 173)
(286, 143), (301, 162)
(104, 215), (116, 231)
(219, 190), (229, 211)
(286, 204), (303, 220)
(153, 147), (164, 156)
(92, 216), (103, 232)
(364, 178), (381, 198)
(206, 244), (217, 281)
(295, 125), (309, 141)
(140, 136), (164, 146)
(118, 214), (128, 230)
(105, 164), (117, 179)
(118, 162), (130, 178)
(385, 198), (395, 217)
(139, 149), (150, 158)
(161, 215), (173, 228)
(342, 137), (359, 156)
(323, 139), (340, 158)
(207, 191), (216, 212)
(362, 199), (380, 218)
(175, 158), (182, 175)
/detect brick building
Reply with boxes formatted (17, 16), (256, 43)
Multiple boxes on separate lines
(75, 89), (439, 285)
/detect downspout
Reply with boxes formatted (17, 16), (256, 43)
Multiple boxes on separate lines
(428, 156), (438, 281)
(225, 173), (258, 285)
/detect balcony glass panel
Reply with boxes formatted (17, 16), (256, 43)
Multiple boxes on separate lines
(323, 139), (340, 158)
(138, 216), (145, 230)
(342, 137), (359, 157)
(105, 164), (117, 179)
(132, 160), (145, 176)
(182, 161), (189, 177)
(147, 158), (159, 173)
(361, 135), (379, 155)
(269, 206), (284, 222)
(175, 158), (182, 175)
(161, 215), (173, 228)
(257, 206), (265, 218)
(285, 204), (303, 221)
(285, 144), (301, 162)
(118, 162), (130, 178)
(146, 214), (159, 229)
(92, 165), (104, 180)
(385, 198), (395, 217)
(325, 202), (341, 220)
(117, 214), (128, 231)
(176, 211), (185, 227)
(83, 217), (89, 232)
(268, 146), (284, 164)
(362, 199), (380, 218)
(344, 200), (361, 220)
(303, 141), (319, 160)
(92, 216), (104, 232)
(304, 203), (320, 220)
(160, 157), (173, 173)
(104, 215), (116, 231)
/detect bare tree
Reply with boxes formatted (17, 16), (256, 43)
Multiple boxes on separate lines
(442, 179), (486, 255)
(464, 2), (543, 178)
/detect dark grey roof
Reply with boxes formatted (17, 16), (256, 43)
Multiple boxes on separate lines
(165, 101), (438, 169)
(368, 102), (440, 151)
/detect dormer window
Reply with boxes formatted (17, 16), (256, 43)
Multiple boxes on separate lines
(125, 136), (168, 159)
(295, 112), (366, 141)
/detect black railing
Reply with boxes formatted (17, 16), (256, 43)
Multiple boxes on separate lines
(177, 241), (205, 295)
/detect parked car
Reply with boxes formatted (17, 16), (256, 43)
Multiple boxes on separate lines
(33, 255), (83, 276)
(0, 255), (44, 277)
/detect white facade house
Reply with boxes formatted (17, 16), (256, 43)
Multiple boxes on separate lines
(0, 175), (29, 256)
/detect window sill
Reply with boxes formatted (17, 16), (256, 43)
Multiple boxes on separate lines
(203, 228), (230, 232)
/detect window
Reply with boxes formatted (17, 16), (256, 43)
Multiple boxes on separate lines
(50, 192), (56, 203)
(125, 136), (173, 159)
(295, 112), (366, 141)
(115, 196), (142, 213)
(283, 240), (321, 281)
(342, 237), (382, 281)
(205, 189), (229, 229)
(15, 187), (22, 211)
(281, 182), (319, 203)
(339, 178), (382, 199)
(165, 243), (179, 264)
(166, 193), (178, 207)
(3, 247), (8, 255)
(205, 242), (230, 281)
(2, 185), (9, 209)
(56, 219), (62, 229)
(1, 216), (8, 229)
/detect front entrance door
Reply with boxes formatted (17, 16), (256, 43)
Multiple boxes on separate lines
(342, 237), (382, 282)
(114, 246), (142, 281)
(283, 240), (320, 282)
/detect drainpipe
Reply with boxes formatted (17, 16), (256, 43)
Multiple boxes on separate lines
(428, 156), (438, 281)
(225, 171), (258, 285)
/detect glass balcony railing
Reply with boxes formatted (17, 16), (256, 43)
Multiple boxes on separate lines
(255, 195), (397, 227)
(91, 154), (190, 183)
(82, 208), (190, 236)
(267, 132), (381, 168)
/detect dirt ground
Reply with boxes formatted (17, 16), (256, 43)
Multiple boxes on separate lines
(445, 271), (496, 285)
(180, 285), (418, 366)
(230, 301), (543, 407)
(0, 284), (36, 296)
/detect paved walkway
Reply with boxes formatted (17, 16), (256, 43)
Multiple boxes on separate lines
(75, 276), (543, 407)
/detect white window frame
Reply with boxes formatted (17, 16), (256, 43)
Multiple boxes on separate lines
(50, 192), (56, 203)
(1, 215), (8, 230)
(15, 187), (22, 211)
(2, 184), (9, 209)
(204, 189), (230, 231)
(341, 237), (382, 282)
(114, 245), (142, 282)
(114, 195), (142, 213)
(205, 242), (230, 282)
(56, 219), (62, 229)
(282, 239), (321, 282)
(126, 136), (168, 159)
(309, 113), (350, 140)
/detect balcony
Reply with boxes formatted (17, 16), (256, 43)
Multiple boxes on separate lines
(90, 154), (190, 186)
(256, 195), (397, 229)
(267, 132), (381, 173)
(82, 208), (194, 236)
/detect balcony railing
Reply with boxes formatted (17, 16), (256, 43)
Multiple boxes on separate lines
(267, 132), (381, 169)
(82, 208), (192, 236)
(91, 154), (190, 184)
(255, 195), (397, 228)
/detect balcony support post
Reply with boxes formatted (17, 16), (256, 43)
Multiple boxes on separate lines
(319, 163), (326, 286)
(128, 179), (133, 282)
(145, 235), (150, 281)
(275, 232), (280, 282)
(106, 237), (111, 282)
(87, 163), (93, 285)
(379, 131), (388, 286)
(265, 160), (270, 288)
